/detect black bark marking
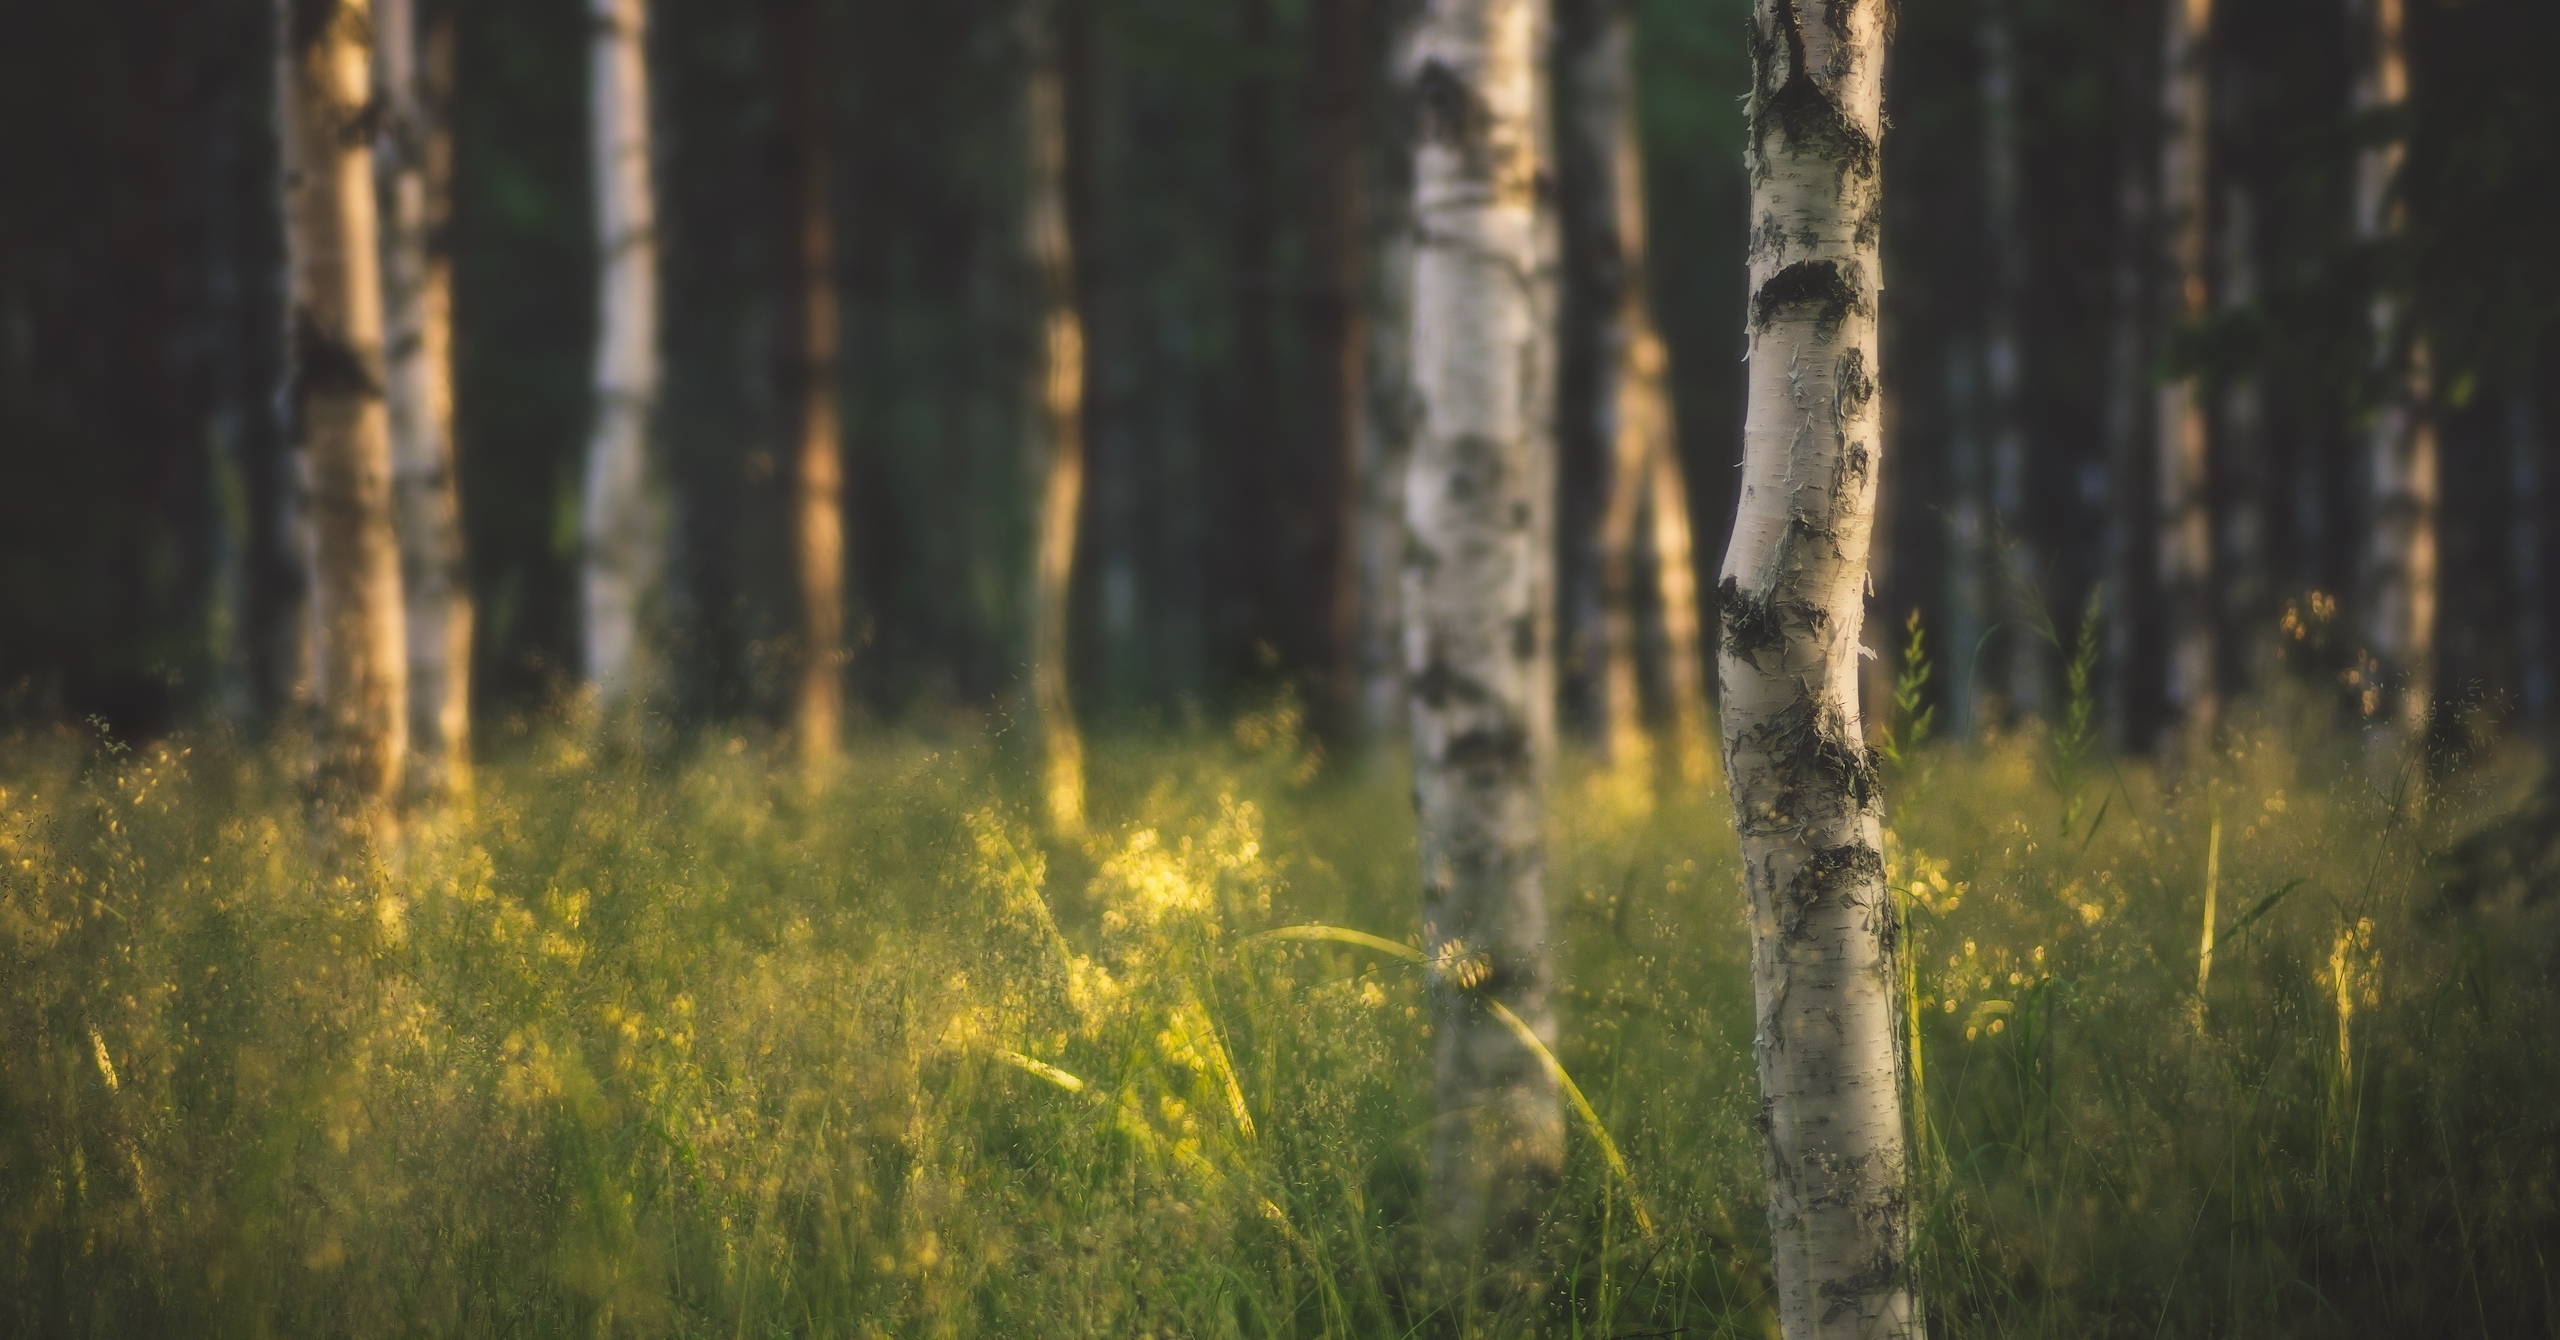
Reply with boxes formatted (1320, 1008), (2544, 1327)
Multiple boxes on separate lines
(1443, 432), (1506, 501)
(1728, 693), (1881, 837)
(1411, 660), (1492, 709)
(1752, 259), (1865, 340)
(1750, 0), (1880, 182)
(1781, 842), (1885, 944)
(1510, 614), (1536, 661)
(1414, 60), (1487, 150)
(291, 309), (382, 404)
(1719, 576), (1786, 661)
(1444, 725), (1529, 771)
(1836, 347), (1875, 413)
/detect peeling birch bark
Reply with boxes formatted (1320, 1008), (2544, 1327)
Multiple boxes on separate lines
(582, 0), (666, 704)
(1401, 0), (1564, 1283)
(1024, 0), (1088, 836)
(1718, 0), (1916, 1333)
(376, 0), (470, 797)
(281, 0), (408, 811)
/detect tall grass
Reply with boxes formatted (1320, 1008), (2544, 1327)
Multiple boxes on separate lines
(3, 693), (2555, 1336)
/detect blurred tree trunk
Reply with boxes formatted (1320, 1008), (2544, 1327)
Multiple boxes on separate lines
(2216, 172), (2272, 693)
(375, 0), (471, 798)
(1557, 0), (1703, 784)
(1717, 0), (1914, 1334)
(1401, 0), (1562, 1289)
(1024, 0), (1087, 835)
(1981, 0), (2042, 717)
(2352, 0), (2435, 751)
(771, 0), (845, 768)
(279, 0), (408, 811)
(1647, 412), (1709, 781)
(2156, 0), (2216, 759)
(1309, 0), (1372, 743)
(1357, 73), (1416, 754)
(2513, 392), (2548, 729)
(2101, 23), (2152, 751)
(582, 0), (665, 705)
(1947, 347), (1985, 734)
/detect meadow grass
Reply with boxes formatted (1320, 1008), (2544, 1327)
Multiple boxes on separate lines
(3, 692), (2556, 1337)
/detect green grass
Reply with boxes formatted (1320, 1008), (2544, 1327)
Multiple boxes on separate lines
(3, 695), (2556, 1337)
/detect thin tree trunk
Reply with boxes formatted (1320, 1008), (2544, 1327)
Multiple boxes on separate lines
(1981, 0), (2041, 717)
(2101, 24), (2152, 751)
(376, 0), (470, 798)
(1558, 0), (1688, 782)
(2156, 0), (2216, 759)
(1947, 348), (1986, 734)
(1647, 411), (1710, 782)
(583, 0), (665, 704)
(1311, 0), (1374, 743)
(772, 0), (845, 768)
(1717, 0), (1914, 1333)
(2513, 392), (2548, 728)
(280, 0), (408, 811)
(1025, 0), (1088, 836)
(2352, 0), (2435, 748)
(1401, 0), (1563, 1286)
(2217, 174), (2272, 692)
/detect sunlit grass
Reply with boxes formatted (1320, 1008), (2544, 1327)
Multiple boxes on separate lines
(3, 691), (2555, 1336)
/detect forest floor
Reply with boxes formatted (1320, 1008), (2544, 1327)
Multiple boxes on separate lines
(3, 691), (2557, 1337)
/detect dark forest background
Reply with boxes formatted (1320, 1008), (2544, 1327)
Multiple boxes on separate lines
(5, 0), (2556, 751)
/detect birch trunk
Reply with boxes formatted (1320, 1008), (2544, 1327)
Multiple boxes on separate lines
(1980, 0), (2041, 717)
(281, 0), (408, 810)
(1311, 0), (1373, 743)
(1718, 0), (1915, 1333)
(583, 0), (665, 704)
(1559, 0), (1699, 784)
(376, 0), (470, 797)
(1401, 0), (1564, 1283)
(2352, 0), (2435, 747)
(2156, 0), (2216, 759)
(774, 0), (846, 768)
(1024, 0), (1088, 836)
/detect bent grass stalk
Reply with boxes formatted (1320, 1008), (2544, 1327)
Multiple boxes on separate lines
(1253, 924), (1657, 1236)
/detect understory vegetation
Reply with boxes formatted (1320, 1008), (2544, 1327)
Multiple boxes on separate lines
(4, 692), (2556, 1337)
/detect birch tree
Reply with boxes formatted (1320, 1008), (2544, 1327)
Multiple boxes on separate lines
(1717, 0), (1914, 1332)
(1401, 0), (1564, 1282)
(280, 0), (408, 809)
(2352, 0), (2436, 748)
(1558, 0), (1707, 787)
(773, 0), (846, 768)
(1024, 0), (1088, 835)
(583, 0), (665, 704)
(2156, 0), (2216, 756)
(375, 0), (470, 796)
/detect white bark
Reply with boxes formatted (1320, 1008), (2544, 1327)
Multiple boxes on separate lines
(582, 0), (665, 703)
(2157, 0), (2216, 757)
(280, 0), (408, 809)
(1401, 0), (1563, 1278)
(1718, 0), (1914, 1333)
(2352, 0), (2435, 742)
(1024, 0), (1087, 835)
(376, 0), (471, 796)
